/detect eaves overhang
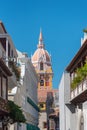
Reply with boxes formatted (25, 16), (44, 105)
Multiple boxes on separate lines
(66, 39), (87, 72)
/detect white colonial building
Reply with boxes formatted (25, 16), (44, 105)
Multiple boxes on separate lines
(9, 50), (40, 130)
(0, 21), (18, 90)
(59, 31), (87, 130)
(0, 21), (18, 130)
(0, 20), (39, 130)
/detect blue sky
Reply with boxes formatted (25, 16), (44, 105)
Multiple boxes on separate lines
(0, 0), (87, 88)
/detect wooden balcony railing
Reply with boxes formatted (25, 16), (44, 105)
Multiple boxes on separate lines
(71, 78), (87, 103)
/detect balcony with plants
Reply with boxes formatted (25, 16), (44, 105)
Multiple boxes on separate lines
(70, 61), (87, 103)
(0, 51), (19, 87)
(0, 38), (18, 88)
(8, 58), (21, 88)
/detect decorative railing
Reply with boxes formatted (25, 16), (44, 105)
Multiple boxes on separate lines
(0, 97), (9, 113)
(71, 78), (87, 100)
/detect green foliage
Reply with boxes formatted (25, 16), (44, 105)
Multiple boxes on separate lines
(8, 100), (26, 124)
(9, 60), (21, 81)
(83, 28), (87, 33)
(81, 61), (87, 77)
(71, 62), (87, 90)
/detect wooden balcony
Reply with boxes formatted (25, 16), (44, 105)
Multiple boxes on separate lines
(0, 97), (9, 115)
(70, 78), (87, 104)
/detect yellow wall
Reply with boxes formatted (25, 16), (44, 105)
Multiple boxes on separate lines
(37, 67), (53, 90)
(38, 103), (46, 111)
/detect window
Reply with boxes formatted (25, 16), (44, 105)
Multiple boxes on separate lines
(40, 62), (43, 70)
(45, 76), (49, 86)
(45, 81), (49, 86)
(40, 80), (44, 86)
(40, 103), (44, 108)
(40, 75), (44, 79)
(43, 122), (47, 128)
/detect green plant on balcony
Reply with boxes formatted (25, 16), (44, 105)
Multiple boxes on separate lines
(83, 28), (87, 33)
(71, 61), (87, 90)
(8, 60), (21, 81)
(8, 100), (26, 124)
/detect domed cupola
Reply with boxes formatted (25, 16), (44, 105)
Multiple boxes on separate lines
(32, 29), (51, 67)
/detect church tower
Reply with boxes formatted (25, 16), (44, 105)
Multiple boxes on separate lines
(32, 29), (53, 130)
(32, 29), (53, 91)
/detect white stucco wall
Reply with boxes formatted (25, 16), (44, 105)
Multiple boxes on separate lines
(59, 72), (87, 130)
(83, 101), (87, 130)
(59, 72), (71, 130)
(8, 50), (39, 130)
(17, 51), (39, 127)
(38, 112), (47, 130)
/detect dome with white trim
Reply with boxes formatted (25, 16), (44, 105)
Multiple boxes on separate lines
(32, 30), (51, 65)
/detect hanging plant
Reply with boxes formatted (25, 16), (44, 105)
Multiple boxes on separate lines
(8, 100), (26, 124)
(8, 60), (21, 81)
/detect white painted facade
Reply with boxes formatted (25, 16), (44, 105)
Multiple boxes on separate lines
(9, 50), (39, 130)
(0, 21), (18, 130)
(59, 31), (87, 130)
(0, 21), (18, 90)
(59, 72), (87, 130)
(59, 73), (71, 130)
(38, 112), (47, 130)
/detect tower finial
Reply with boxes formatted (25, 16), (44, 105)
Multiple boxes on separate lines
(39, 28), (43, 44)
(38, 28), (44, 48)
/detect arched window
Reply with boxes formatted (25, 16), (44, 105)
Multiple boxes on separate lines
(45, 81), (49, 86)
(39, 103), (44, 108)
(45, 76), (49, 86)
(40, 80), (44, 86)
(40, 62), (43, 70)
